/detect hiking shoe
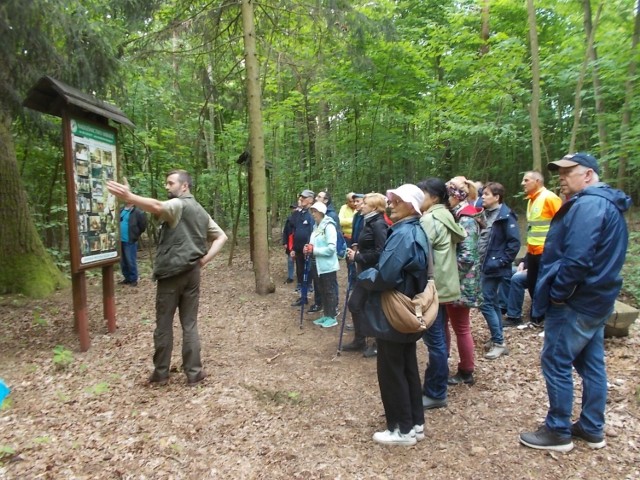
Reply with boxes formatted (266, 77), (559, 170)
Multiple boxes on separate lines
(187, 370), (207, 387)
(422, 395), (447, 410)
(413, 424), (425, 442)
(503, 317), (523, 328)
(485, 343), (509, 360)
(373, 428), (417, 446)
(483, 339), (493, 350)
(341, 339), (366, 352)
(308, 304), (322, 313)
(286, 278), (294, 284)
(313, 316), (329, 325)
(345, 323), (354, 331)
(519, 425), (573, 453)
(321, 317), (338, 328)
(363, 343), (377, 358)
(571, 422), (606, 449)
(148, 372), (169, 386)
(448, 371), (475, 386)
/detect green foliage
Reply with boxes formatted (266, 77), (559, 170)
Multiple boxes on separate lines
(621, 231), (640, 308)
(8, 0), (640, 277)
(32, 307), (48, 327)
(52, 345), (74, 370)
(85, 382), (110, 396)
(0, 445), (16, 465)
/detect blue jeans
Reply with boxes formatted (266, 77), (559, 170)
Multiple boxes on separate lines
(120, 241), (139, 282)
(541, 303), (610, 438)
(422, 305), (449, 400)
(498, 266), (517, 311)
(506, 270), (527, 319)
(479, 275), (505, 344)
(287, 254), (295, 280)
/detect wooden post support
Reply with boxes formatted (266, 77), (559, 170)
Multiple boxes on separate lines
(72, 272), (90, 352)
(103, 264), (116, 333)
(23, 76), (134, 352)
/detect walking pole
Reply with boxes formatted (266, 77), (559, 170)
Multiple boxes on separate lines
(336, 278), (353, 355)
(299, 253), (311, 329)
(337, 243), (357, 355)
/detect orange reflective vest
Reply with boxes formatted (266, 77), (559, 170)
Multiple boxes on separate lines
(526, 188), (555, 249)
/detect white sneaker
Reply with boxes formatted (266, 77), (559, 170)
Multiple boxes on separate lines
(484, 343), (509, 360)
(372, 428), (417, 446)
(413, 424), (425, 441)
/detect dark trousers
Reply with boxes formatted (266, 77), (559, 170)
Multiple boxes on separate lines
(376, 339), (425, 434)
(347, 282), (367, 341)
(294, 251), (308, 287)
(311, 259), (339, 308)
(154, 265), (203, 381)
(318, 270), (338, 318)
(526, 253), (542, 320)
(526, 253), (541, 300)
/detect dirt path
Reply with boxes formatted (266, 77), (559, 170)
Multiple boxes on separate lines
(1, 245), (639, 479)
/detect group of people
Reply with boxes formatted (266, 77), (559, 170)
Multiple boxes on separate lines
(106, 152), (629, 455)
(283, 153), (630, 453)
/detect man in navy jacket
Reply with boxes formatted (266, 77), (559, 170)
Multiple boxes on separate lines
(520, 153), (630, 453)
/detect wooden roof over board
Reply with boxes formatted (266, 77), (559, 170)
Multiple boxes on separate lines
(23, 76), (134, 128)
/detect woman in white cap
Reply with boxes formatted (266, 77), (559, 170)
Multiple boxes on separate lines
(358, 184), (429, 446)
(304, 202), (340, 328)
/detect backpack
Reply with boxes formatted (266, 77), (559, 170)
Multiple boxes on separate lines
(336, 229), (347, 260)
(320, 221), (347, 260)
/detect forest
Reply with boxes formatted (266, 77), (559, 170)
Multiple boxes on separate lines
(1, 0), (640, 296)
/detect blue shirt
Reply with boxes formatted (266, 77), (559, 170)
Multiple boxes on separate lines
(120, 208), (131, 242)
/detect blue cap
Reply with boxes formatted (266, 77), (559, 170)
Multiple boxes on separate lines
(548, 152), (599, 174)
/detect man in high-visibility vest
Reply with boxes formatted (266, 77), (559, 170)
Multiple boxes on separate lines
(521, 170), (561, 326)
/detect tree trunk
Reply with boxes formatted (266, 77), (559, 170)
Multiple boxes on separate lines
(241, 0), (275, 295)
(480, 0), (490, 56)
(0, 115), (68, 297)
(617, 2), (640, 190)
(526, 0), (542, 171)
(569, 4), (602, 153)
(583, 1), (609, 178)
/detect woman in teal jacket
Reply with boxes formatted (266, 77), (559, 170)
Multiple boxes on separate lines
(304, 202), (340, 328)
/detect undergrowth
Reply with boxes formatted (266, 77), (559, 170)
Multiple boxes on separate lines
(621, 231), (640, 308)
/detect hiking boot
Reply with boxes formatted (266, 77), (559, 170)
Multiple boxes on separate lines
(413, 424), (425, 442)
(187, 370), (207, 387)
(372, 428), (417, 446)
(341, 338), (366, 352)
(118, 279), (131, 285)
(529, 317), (544, 328)
(129, 281), (138, 287)
(308, 304), (322, 313)
(422, 395), (447, 410)
(285, 278), (294, 284)
(571, 422), (606, 449)
(345, 323), (354, 331)
(148, 372), (169, 386)
(313, 316), (329, 325)
(483, 339), (493, 350)
(503, 317), (522, 328)
(484, 343), (509, 360)
(291, 298), (304, 307)
(519, 425), (574, 453)
(448, 370), (475, 386)
(321, 317), (338, 328)
(363, 342), (377, 358)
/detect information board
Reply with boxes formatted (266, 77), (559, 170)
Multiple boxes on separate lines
(70, 119), (119, 266)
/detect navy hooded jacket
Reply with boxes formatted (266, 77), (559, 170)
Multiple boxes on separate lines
(480, 203), (521, 278)
(532, 183), (630, 318)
